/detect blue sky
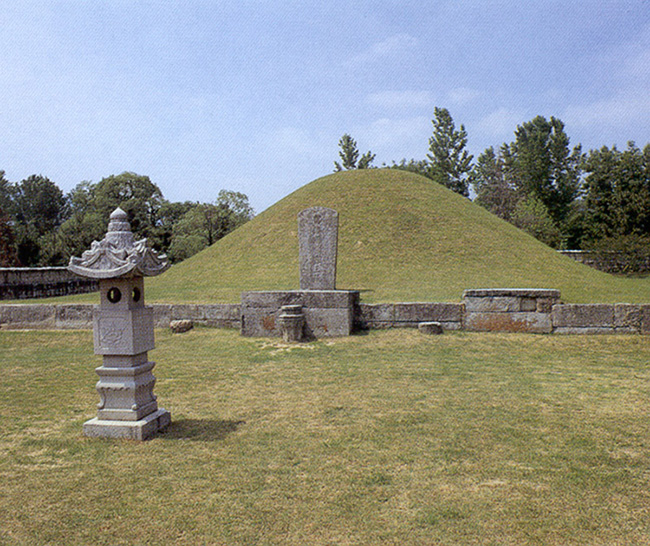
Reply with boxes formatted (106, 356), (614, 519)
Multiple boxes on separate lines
(2, 1), (649, 212)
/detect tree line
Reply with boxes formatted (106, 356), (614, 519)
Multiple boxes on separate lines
(0, 171), (254, 267)
(335, 108), (650, 271)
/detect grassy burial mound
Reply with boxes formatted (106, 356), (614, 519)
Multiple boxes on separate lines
(147, 169), (650, 304)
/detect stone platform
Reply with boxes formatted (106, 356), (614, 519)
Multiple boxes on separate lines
(241, 290), (359, 338)
(83, 408), (171, 441)
(463, 288), (561, 333)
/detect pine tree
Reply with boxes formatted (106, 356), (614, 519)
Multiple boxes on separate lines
(334, 134), (375, 171)
(426, 107), (473, 196)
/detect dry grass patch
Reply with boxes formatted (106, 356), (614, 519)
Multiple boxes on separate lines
(1, 328), (650, 545)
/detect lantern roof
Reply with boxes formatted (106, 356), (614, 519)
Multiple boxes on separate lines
(68, 208), (170, 279)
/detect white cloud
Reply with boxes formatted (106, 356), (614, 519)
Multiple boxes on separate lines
(361, 116), (431, 153)
(564, 92), (650, 128)
(367, 90), (433, 109)
(476, 108), (525, 139)
(447, 87), (481, 106)
(348, 34), (418, 66)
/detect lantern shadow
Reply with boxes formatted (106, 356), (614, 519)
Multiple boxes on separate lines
(160, 418), (245, 442)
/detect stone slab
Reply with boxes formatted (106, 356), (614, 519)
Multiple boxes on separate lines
(55, 304), (93, 329)
(463, 288), (561, 299)
(0, 304), (56, 329)
(418, 322), (443, 335)
(464, 312), (553, 333)
(464, 296), (521, 313)
(298, 207), (338, 290)
(242, 290), (357, 309)
(83, 408), (171, 441)
(393, 302), (463, 323)
(551, 304), (615, 329)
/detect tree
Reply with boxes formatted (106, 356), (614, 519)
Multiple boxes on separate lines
(92, 172), (165, 241)
(583, 142), (650, 242)
(0, 207), (19, 266)
(167, 190), (254, 263)
(511, 195), (562, 248)
(426, 107), (473, 196)
(11, 175), (67, 266)
(471, 147), (518, 221)
(503, 116), (583, 226)
(334, 134), (375, 171)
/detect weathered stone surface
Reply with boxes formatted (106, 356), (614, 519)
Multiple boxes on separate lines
(298, 207), (338, 290)
(551, 304), (615, 329)
(68, 208), (170, 279)
(278, 305), (304, 342)
(614, 304), (642, 330)
(464, 296), (521, 313)
(1, 266), (98, 300)
(303, 307), (354, 338)
(418, 322), (443, 335)
(55, 304), (93, 329)
(553, 327), (617, 335)
(93, 306), (155, 355)
(357, 303), (394, 328)
(394, 303), (462, 323)
(82, 408), (171, 441)
(464, 312), (553, 333)
(0, 304), (56, 329)
(463, 288), (561, 299)
(641, 305), (650, 335)
(241, 290), (358, 338)
(170, 319), (193, 333)
(152, 304), (172, 328)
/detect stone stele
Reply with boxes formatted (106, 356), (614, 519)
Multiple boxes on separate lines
(298, 206), (338, 290)
(68, 207), (171, 440)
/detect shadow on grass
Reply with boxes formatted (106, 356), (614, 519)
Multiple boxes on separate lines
(161, 418), (245, 442)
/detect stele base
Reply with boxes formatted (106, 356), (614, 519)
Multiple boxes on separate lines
(83, 408), (171, 441)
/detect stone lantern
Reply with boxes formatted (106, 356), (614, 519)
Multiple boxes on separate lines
(68, 208), (171, 440)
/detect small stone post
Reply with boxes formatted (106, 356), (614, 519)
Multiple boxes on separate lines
(277, 304), (305, 342)
(68, 208), (171, 440)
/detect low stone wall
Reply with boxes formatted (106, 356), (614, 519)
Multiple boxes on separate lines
(358, 302), (463, 330)
(2, 298), (650, 335)
(559, 250), (650, 274)
(0, 267), (98, 300)
(463, 289), (561, 334)
(0, 303), (241, 330)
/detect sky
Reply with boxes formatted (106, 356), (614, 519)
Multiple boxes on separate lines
(2, 1), (650, 213)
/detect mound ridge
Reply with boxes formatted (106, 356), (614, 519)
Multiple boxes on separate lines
(147, 169), (650, 303)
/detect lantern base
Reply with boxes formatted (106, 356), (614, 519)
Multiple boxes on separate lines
(83, 408), (171, 441)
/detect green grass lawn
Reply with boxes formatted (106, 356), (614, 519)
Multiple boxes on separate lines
(1, 328), (649, 545)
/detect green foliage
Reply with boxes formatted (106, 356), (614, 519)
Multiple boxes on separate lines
(586, 234), (650, 275)
(471, 147), (518, 221)
(426, 107), (473, 196)
(504, 116), (583, 226)
(4, 175), (68, 266)
(0, 207), (19, 266)
(511, 195), (562, 248)
(91, 172), (165, 241)
(334, 134), (375, 171)
(168, 190), (254, 263)
(583, 142), (650, 241)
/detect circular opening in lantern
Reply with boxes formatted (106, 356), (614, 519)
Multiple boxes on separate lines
(107, 287), (122, 304)
(132, 287), (141, 302)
